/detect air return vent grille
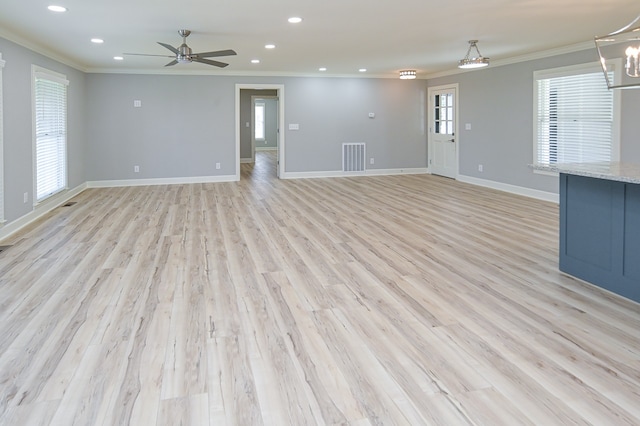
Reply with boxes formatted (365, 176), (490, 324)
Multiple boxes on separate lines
(342, 143), (366, 172)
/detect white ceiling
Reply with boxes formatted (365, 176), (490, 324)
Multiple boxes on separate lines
(0, 0), (638, 77)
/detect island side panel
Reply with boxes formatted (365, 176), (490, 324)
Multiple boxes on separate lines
(559, 173), (640, 303)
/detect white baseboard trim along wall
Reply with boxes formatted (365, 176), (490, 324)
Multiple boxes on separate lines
(281, 167), (429, 180)
(457, 174), (558, 203)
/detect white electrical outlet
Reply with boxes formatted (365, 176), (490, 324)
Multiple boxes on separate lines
(478, 164), (483, 172)
(216, 163), (221, 170)
(134, 165), (140, 173)
(23, 192), (28, 203)
(134, 100), (142, 108)
(370, 158), (375, 165)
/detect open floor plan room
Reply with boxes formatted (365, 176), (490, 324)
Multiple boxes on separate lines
(1, 154), (640, 425)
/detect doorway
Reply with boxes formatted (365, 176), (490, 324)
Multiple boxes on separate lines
(236, 84), (285, 180)
(428, 84), (458, 179)
(251, 95), (279, 163)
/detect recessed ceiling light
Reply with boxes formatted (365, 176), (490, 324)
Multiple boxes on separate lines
(113, 56), (124, 61)
(47, 5), (67, 12)
(359, 68), (367, 72)
(288, 17), (302, 24)
(319, 67), (327, 71)
(265, 44), (276, 49)
(251, 59), (260, 64)
(91, 38), (104, 44)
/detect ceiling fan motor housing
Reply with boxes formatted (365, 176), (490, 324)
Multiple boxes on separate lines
(177, 43), (192, 63)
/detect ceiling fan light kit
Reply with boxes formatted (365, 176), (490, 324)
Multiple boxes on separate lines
(595, 15), (640, 89)
(123, 29), (237, 68)
(458, 40), (490, 69)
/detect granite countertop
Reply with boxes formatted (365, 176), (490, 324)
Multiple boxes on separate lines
(530, 162), (640, 184)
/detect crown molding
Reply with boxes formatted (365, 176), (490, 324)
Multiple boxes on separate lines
(0, 26), (88, 72)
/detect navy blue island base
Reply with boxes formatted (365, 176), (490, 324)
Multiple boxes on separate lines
(560, 172), (640, 303)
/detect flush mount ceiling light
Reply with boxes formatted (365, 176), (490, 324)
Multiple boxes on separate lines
(458, 40), (490, 69)
(47, 5), (67, 12)
(91, 38), (104, 44)
(288, 17), (302, 23)
(113, 56), (124, 61)
(251, 59), (260, 64)
(595, 15), (640, 89)
(399, 70), (416, 79)
(265, 44), (276, 49)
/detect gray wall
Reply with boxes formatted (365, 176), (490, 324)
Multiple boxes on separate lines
(0, 37), (86, 223)
(263, 98), (278, 149)
(427, 48), (640, 194)
(282, 77), (427, 172)
(87, 74), (239, 179)
(86, 75), (427, 177)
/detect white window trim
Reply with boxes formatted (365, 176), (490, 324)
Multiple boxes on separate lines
(532, 60), (621, 175)
(32, 65), (69, 205)
(0, 53), (5, 224)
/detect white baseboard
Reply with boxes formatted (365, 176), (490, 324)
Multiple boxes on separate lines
(87, 174), (238, 188)
(457, 174), (558, 203)
(281, 167), (428, 180)
(240, 158), (253, 163)
(0, 182), (88, 241)
(256, 147), (277, 152)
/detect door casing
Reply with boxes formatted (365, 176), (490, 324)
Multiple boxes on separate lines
(235, 84), (285, 179)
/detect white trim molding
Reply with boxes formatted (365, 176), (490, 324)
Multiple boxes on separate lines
(87, 174), (237, 188)
(282, 167), (429, 180)
(457, 174), (558, 203)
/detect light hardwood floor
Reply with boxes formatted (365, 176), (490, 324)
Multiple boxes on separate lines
(1, 151), (640, 425)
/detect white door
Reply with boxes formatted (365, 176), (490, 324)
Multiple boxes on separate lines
(429, 86), (458, 178)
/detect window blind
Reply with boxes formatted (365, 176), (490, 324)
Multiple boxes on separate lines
(35, 71), (68, 201)
(535, 67), (614, 165)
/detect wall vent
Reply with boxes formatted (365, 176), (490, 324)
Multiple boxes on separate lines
(342, 143), (366, 172)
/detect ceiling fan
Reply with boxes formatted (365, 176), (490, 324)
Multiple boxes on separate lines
(124, 29), (236, 68)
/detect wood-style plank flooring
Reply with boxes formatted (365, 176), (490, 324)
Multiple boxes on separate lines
(1, 150), (639, 425)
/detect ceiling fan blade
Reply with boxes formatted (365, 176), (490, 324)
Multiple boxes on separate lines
(164, 59), (178, 67)
(123, 53), (174, 58)
(158, 42), (179, 54)
(193, 58), (229, 68)
(194, 49), (237, 58)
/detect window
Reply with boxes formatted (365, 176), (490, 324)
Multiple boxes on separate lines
(434, 92), (453, 135)
(534, 62), (620, 166)
(33, 66), (68, 202)
(255, 101), (265, 140)
(0, 53), (4, 223)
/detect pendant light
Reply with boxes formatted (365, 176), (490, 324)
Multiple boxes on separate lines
(458, 40), (490, 69)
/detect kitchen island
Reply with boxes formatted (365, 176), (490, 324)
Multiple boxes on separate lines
(532, 162), (640, 303)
